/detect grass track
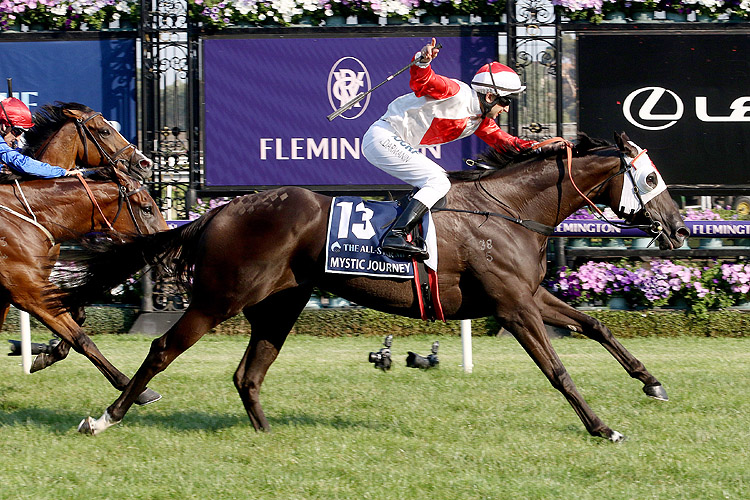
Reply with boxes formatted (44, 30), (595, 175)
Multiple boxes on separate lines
(1, 332), (748, 499)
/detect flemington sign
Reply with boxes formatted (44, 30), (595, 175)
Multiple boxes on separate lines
(553, 220), (750, 238)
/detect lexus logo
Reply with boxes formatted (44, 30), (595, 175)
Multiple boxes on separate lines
(623, 86), (750, 130)
(623, 87), (684, 131)
(327, 57), (371, 120)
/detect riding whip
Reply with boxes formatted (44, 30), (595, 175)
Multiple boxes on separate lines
(326, 43), (443, 122)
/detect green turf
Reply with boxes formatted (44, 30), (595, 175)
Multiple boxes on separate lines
(1, 333), (748, 499)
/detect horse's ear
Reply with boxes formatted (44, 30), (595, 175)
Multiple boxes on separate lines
(63, 108), (84, 120)
(614, 131), (637, 156)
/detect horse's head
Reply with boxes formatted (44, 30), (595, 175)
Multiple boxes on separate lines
(61, 106), (153, 182)
(23, 103), (153, 182)
(608, 132), (689, 250)
(109, 168), (168, 235)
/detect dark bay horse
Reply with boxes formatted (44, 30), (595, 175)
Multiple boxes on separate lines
(59, 132), (688, 441)
(1, 167), (168, 403)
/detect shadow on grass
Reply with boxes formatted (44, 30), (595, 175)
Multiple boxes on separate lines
(0, 408), (380, 433)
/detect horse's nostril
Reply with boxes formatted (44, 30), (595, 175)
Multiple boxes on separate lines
(676, 227), (690, 239)
(139, 159), (153, 168)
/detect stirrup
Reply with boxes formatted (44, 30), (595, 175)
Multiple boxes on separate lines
(382, 233), (429, 260)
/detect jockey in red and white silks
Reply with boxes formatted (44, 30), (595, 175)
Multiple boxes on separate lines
(363, 38), (562, 259)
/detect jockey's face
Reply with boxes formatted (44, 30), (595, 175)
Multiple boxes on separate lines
(484, 93), (510, 120)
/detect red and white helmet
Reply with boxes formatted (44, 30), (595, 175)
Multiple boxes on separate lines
(0, 97), (33, 129)
(471, 62), (526, 96)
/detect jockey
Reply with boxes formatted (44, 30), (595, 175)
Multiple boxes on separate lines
(362, 38), (567, 259)
(0, 97), (79, 179)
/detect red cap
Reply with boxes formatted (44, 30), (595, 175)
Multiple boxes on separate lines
(0, 97), (33, 129)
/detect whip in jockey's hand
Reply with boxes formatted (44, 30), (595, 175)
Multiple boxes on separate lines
(0, 97), (69, 179)
(362, 38), (545, 260)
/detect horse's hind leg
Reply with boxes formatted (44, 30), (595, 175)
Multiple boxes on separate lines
(78, 307), (223, 435)
(534, 287), (667, 401)
(235, 287), (312, 431)
(29, 306), (83, 372)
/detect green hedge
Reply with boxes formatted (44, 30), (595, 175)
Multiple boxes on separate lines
(5, 306), (748, 339)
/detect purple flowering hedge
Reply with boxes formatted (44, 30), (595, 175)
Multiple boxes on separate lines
(546, 259), (750, 318)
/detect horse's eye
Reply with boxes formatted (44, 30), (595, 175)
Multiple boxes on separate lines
(99, 128), (111, 137)
(646, 172), (658, 188)
(142, 205), (153, 215)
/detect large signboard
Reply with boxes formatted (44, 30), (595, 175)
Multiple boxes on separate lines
(0, 37), (137, 142)
(579, 32), (750, 187)
(203, 33), (498, 189)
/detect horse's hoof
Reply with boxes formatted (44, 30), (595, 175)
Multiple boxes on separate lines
(135, 388), (162, 406)
(644, 384), (669, 401)
(609, 430), (626, 443)
(77, 417), (96, 435)
(29, 354), (48, 373)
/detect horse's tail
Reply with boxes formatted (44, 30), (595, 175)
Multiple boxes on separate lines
(48, 204), (228, 312)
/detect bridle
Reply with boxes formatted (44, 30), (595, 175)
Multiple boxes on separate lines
(435, 138), (667, 243)
(33, 111), (142, 178)
(75, 169), (149, 236)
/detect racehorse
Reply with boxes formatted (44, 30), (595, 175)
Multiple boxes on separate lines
(19, 101), (153, 181)
(1, 103), (161, 399)
(0, 165), (167, 403)
(58, 132), (689, 441)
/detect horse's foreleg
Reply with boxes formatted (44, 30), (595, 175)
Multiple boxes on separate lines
(236, 287), (312, 431)
(500, 301), (624, 442)
(534, 288), (667, 401)
(79, 307), (221, 435)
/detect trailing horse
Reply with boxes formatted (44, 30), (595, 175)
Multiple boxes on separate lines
(56, 132), (688, 441)
(0, 104), (166, 403)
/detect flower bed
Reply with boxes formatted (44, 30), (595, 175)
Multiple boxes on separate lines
(0, 1), (140, 31)
(553, 0), (750, 23)
(546, 258), (750, 317)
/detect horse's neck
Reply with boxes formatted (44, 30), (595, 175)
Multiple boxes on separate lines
(451, 154), (619, 227)
(35, 127), (78, 170)
(0, 178), (117, 239)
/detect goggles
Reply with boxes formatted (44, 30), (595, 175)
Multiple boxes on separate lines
(11, 127), (28, 136)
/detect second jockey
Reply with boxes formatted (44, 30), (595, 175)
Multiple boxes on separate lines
(362, 38), (566, 259)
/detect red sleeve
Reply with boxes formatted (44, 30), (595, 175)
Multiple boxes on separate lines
(474, 118), (536, 153)
(409, 62), (460, 99)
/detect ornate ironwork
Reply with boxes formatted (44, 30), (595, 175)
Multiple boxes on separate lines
(506, 0), (562, 142)
(140, 0), (197, 221)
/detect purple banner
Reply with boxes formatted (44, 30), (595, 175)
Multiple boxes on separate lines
(553, 220), (750, 238)
(203, 34), (497, 188)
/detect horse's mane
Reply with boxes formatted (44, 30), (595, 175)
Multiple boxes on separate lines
(20, 102), (93, 157)
(448, 133), (613, 181)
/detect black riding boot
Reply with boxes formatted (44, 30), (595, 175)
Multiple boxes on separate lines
(382, 199), (430, 260)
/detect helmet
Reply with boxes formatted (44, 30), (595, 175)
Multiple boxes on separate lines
(471, 63), (525, 96)
(0, 97), (33, 129)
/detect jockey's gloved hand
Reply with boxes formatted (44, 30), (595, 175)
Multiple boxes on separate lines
(532, 140), (573, 156)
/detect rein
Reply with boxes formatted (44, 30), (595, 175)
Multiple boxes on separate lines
(437, 138), (664, 240)
(75, 171), (146, 235)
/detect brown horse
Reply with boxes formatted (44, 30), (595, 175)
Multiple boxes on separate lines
(0, 101), (154, 330)
(20, 101), (153, 181)
(1, 103), (158, 391)
(1, 167), (168, 403)
(58, 132), (688, 441)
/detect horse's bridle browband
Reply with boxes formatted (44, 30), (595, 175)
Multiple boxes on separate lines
(434, 139), (665, 241)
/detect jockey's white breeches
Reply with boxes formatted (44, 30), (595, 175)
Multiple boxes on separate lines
(362, 120), (451, 209)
